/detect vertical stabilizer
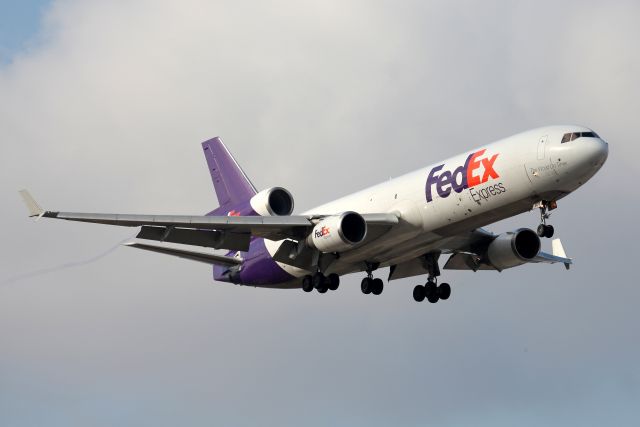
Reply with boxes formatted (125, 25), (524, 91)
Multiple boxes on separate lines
(202, 137), (257, 213)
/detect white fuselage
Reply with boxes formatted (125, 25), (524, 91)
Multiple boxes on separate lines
(265, 125), (608, 282)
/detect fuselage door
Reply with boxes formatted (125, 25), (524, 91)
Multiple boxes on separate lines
(537, 135), (548, 160)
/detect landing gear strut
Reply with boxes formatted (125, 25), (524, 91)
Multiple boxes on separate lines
(536, 200), (556, 238)
(412, 253), (452, 304)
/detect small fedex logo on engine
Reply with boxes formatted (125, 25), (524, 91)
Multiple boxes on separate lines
(426, 149), (500, 202)
(314, 226), (330, 238)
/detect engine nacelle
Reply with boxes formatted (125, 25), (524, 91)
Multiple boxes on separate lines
(249, 187), (294, 216)
(307, 212), (367, 253)
(486, 228), (541, 271)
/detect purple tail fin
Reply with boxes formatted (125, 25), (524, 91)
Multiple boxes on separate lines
(202, 137), (257, 215)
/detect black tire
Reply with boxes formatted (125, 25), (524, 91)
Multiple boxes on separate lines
(312, 272), (325, 289)
(438, 283), (451, 300)
(544, 225), (555, 238)
(371, 278), (384, 295)
(425, 282), (439, 303)
(328, 273), (340, 291)
(317, 285), (328, 294)
(413, 285), (425, 302)
(361, 277), (372, 294)
(302, 275), (313, 293)
(537, 224), (546, 237)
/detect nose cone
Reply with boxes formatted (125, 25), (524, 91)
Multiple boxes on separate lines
(570, 136), (608, 182)
(584, 137), (609, 167)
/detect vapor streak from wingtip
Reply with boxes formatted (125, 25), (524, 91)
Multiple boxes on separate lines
(0, 237), (133, 287)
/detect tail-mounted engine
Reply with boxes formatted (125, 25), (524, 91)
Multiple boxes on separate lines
(307, 211), (367, 253)
(487, 228), (541, 271)
(249, 187), (294, 216)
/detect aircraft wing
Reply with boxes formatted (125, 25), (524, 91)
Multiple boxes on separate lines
(19, 190), (398, 252)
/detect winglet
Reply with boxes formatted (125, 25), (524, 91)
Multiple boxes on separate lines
(19, 189), (45, 218)
(552, 239), (571, 270)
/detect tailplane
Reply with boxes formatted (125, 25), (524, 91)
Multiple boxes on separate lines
(202, 137), (257, 215)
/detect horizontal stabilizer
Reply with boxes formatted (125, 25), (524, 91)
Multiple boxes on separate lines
(124, 240), (242, 267)
(19, 190), (45, 217)
(535, 238), (572, 270)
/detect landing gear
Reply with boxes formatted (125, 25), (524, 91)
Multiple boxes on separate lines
(413, 279), (451, 303)
(301, 272), (340, 294)
(536, 200), (557, 238)
(412, 252), (452, 304)
(413, 285), (425, 302)
(312, 272), (326, 292)
(361, 277), (373, 294)
(438, 282), (451, 300)
(302, 275), (314, 293)
(327, 273), (340, 291)
(361, 263), (384, 296)
(537, 224), (554, 239)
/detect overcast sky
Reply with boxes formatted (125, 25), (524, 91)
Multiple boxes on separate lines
(1, 1), (639, 426)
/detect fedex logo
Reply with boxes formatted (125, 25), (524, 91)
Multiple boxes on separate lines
(426, 149), (500, 202)
(314, 226), (330, 238)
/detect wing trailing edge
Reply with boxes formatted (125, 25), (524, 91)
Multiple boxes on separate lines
(124, 240), (242, 267)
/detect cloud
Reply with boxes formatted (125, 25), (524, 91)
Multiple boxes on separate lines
(1, 1), (639, 426)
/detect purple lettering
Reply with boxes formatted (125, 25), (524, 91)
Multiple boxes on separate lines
(425, 164), (444, 202)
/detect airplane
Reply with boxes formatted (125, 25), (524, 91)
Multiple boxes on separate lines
(20, 125), (608, 303)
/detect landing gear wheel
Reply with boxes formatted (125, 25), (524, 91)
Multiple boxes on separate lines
(438, 283), (451, 300)
(302, 275), (313, 293)
(361, 277), (372, 294)
(371, 278), (384, 295)
(317, 285), (328, 293)
(327, 273), (340, 291)
(537, 224), (554, 238)
(312, 272), (325, 289)
(413, 285), (426, 302)
(425, 282), (439, 303)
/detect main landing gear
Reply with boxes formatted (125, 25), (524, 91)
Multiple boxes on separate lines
(360, 262), (384, 295)
(412, 279), (451, 303)
(536, 200), (557, 238)
(301, 272), (340, 294)
(412, 252), (452, 304)
(361, 275), (384, 296)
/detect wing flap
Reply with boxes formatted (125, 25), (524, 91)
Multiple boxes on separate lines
(136, 226), (251, 251)
(124, 241), (242, 266)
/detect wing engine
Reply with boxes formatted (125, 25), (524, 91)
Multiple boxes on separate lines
(306, 211), (367, 252)
(486, 228), (541, 271)
(249, 187), (294, 216)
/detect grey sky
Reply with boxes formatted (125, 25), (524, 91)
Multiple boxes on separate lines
(1, 1), (639, 426)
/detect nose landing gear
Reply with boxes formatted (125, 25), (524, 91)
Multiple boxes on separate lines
(536, 200), (557, 238)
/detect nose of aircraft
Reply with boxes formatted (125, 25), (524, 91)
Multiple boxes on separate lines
(572, 135), (608, 175)
(587, 137), (609, 165)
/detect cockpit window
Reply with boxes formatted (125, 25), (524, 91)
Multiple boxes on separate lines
(561, 131), (599, 143)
